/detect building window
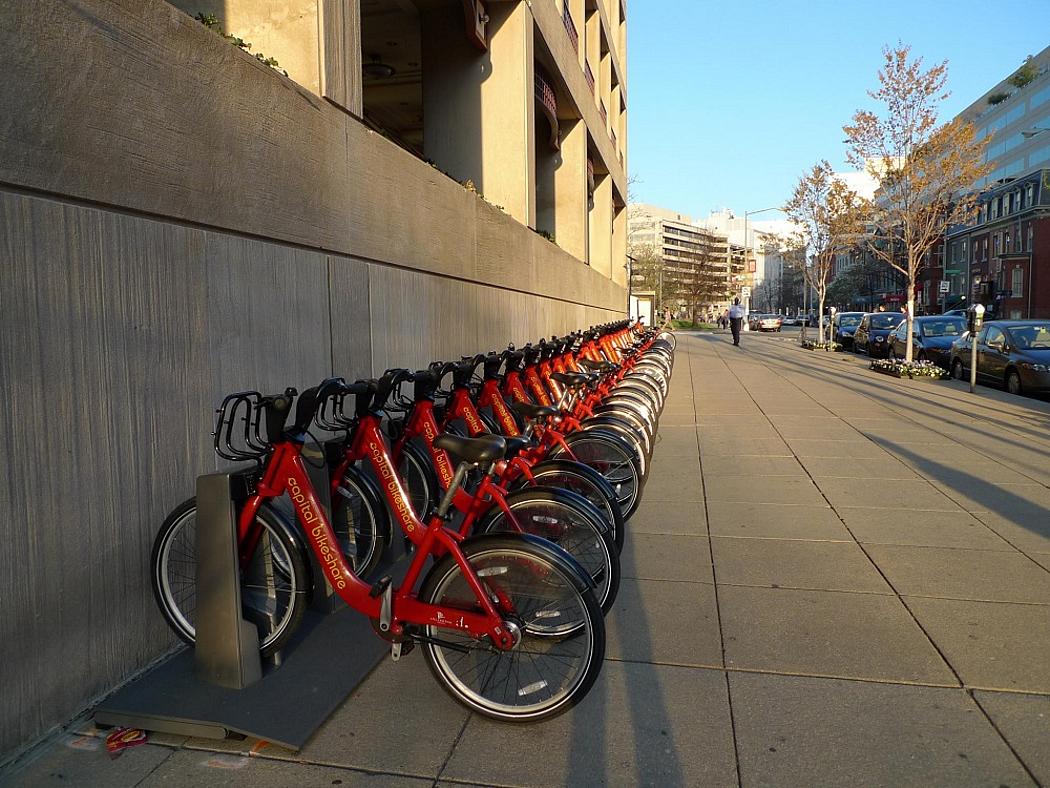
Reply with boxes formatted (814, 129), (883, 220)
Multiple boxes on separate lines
(1012, 267), (1024, 297)
(991, 199), (999, 219)
(962, 239), (968, 261)
(1005, 232), (1011, 253)
(1027, 184), (1035, 207)
(994, 233), (1001, 255)
(1029, 225), (1035, 252)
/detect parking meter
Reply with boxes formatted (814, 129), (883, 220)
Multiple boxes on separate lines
(828, 307), (837, 346)
(968, 304), (985, 393)
(967, 303), (985, 334)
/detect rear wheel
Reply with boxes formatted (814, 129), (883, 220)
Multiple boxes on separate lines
(151, 499), (309, 657)
(520, 460), (626, 553)
(557, 431), (643, 518)
(419, 536), (604, 722)
(477, 487), (620, 613)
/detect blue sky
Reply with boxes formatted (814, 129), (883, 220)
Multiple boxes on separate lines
(627, 0), (1050, 222)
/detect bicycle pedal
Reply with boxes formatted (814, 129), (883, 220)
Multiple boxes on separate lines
(390, 640), (415, 662)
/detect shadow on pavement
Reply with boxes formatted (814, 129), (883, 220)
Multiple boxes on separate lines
(880, 438), (1050, 546)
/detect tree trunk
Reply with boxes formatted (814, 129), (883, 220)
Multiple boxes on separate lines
(818, 285), (827, 345)
(905, 271), (916, 363)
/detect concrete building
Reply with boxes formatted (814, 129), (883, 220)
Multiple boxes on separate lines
(0, 0), (628, 763)
(628, 204), (743, 319)
(936, 46), (1050, 317)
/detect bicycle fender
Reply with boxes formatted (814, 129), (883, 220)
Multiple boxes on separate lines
(455, 532), (595, 592)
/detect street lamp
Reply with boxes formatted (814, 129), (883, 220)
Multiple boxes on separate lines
(742, 206), (782, 324)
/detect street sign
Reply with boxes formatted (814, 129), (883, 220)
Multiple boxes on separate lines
(740, 287), (751, 297)
(938, 280), (950, 294)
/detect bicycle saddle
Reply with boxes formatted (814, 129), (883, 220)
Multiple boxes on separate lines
(503, 436), (531, 460)
(577, 358), (618, 373)
(433, 433), (506, 464)
(550, 371), (591, 387)
(509, 401), (558, 419)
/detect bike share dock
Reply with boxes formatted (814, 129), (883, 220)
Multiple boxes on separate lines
(95, 444), (400, 751)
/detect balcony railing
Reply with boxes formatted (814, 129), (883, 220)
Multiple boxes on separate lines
(562, 4), (579, 53)
(534, 69), (560, 150)
(584, 61), (595, 95)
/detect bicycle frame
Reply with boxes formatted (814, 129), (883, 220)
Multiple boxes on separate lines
(336, 412), (524, 545)
(239, 434), (516, 649)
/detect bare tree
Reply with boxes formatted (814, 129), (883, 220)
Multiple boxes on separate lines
(627, 242), (663, 307)
(784, 162), (866, 343)
(843, 44), (991, 361)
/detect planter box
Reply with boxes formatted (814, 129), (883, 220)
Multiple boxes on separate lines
(870, 365), (947, 381)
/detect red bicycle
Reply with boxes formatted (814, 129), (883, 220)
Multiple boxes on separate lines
(152, 378), (605, 721)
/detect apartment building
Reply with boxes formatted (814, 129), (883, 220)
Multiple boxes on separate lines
(628, 204), (748, 318)
(937, 46), (1050, 317)
(0, 0), (628, 761)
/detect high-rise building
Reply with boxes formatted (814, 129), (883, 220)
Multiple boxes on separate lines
(628, 204), (747, 319)
(937, 46), (1050, 317)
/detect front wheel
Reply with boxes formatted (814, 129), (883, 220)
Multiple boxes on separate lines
(150, 499), (310, 657)
(1006, 370), (1023, 396)
(419, 536), (605, 722)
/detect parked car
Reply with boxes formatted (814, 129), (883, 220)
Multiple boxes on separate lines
(756, 314), (783, 332)
(941, 308), (969, 318)
(887, 315), (968, 369)
(831, 312), (865, 348)
(853, 312), (905, 357)
(949, 320), (1050, 395)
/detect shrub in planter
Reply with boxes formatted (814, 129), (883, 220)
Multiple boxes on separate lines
(801, 339), (841, 351)
(869, 359), (948, 380)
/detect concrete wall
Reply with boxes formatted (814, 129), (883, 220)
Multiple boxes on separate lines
(0, 0), (625, 762)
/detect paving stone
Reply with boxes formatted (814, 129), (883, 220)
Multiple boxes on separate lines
(627, 498), (707, 535)
(866, 544), (1050, 603)
(731, 673), (1035, 788)
(978, 512), (1050, 554)
(841, 509), (1014, 551)
(785, 439), (893, 459)
(701, 454), (807, 477)
(698, 436), (793, 457)
(817, 477), (962, 511)
(604, 579), (722, 667)
(638, 458), (702, 500)
(929, 481), (1050, 516)
(620, 533), (712, 583)
(712, 537), (892, 593)
(647, 430), (698, 457)
(145, 749), (430, 786)
(799, 455), (921, 479)
(706, 501), (852, 541)
(440, 662), (737, 788)
(905, 596), (1050, 692)
(2, 738), (174, 787)
(973, 690), (1050, 786)
(696, 423), (781, 442)
(704, 475), (827, 506)
(719, 585), (956, 683)
(298, 658), (469, 776)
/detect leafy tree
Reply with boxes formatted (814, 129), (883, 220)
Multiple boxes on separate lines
(784, 162), (866, 343)
(1008, 56), (1039, 89)
(843, 44), (991, 361)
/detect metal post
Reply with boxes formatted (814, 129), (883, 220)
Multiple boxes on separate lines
(968, 304), (984, 394)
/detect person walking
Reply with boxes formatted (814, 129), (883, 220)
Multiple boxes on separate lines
(728, 298), (745, 346)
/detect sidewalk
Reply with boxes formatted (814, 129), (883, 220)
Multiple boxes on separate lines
(7, 331), (1050, 786)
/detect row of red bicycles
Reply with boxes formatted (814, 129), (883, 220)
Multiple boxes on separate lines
(151, 320), (675, 721)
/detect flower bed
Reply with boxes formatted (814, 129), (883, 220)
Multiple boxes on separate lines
(800, 339), (841, 351)
(869, 359), (948, 380)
